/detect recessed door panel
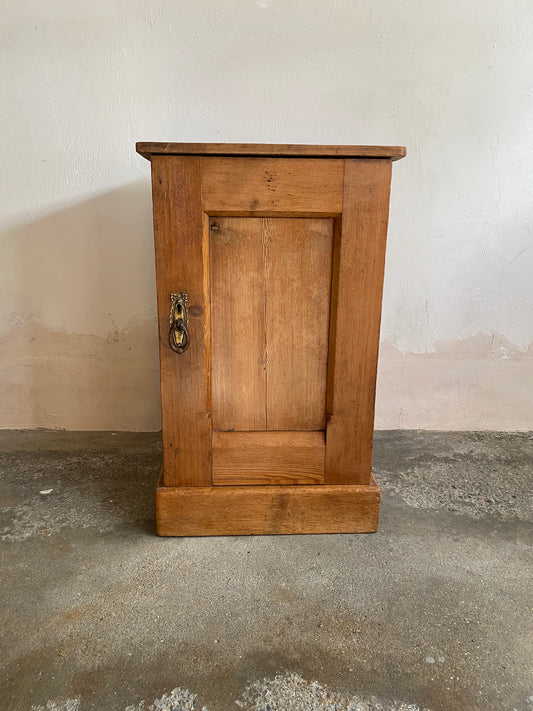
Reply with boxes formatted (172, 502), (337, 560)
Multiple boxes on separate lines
(210, 217), (333, 432)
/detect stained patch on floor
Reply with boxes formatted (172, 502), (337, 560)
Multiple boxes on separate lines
(235, 673), (432, 710)
(31, 700), (80, 711)
(124, 687), (200, 711)
(31, 674), (433, 711)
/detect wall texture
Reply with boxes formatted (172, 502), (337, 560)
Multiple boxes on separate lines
(1, 0), (532, 430)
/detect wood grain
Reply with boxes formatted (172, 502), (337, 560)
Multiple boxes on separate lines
(145, 147), (404, 534)
(137, 142), (406, 161)
(324, 159), (392, 485)
(212, 431), (325, 485)
(201, 157), (344, 215)
(210, 218), (267, 430)
(151, 156), (211, 487)
(156, 474), (380, 536)
(264, 218), (333, 430)
(209, 217), (332, 431)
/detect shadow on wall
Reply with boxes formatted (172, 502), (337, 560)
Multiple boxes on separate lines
(0, 180), (162, 431)
(3, 179), (532, 432)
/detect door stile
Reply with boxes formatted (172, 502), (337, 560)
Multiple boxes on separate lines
(151, 155), (212, 487)
(324, 158), (393, 485)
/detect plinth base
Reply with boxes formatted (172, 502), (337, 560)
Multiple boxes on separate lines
(155, 473), (380, 536)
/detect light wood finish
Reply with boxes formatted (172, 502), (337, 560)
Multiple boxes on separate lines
(210, 218), (266, 430)
(156, 473), (381, 536)
(264, 218), (333, 430)
(324, 159), (392, 485)
(210, 216), (332, 431)
(212, 431), (325, 486)
(142, 143), (405, 535)
(150, 156), (211, 487)
(137, 142), (406, 161)
(201, 157), (344, 216)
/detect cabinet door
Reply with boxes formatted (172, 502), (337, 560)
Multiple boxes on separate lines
(151, 155), (391, 487)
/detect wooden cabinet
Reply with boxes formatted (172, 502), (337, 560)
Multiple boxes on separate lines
(136, 142), (406, 536)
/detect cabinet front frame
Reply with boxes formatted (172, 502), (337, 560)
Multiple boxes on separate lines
(151, 155), (392, 488)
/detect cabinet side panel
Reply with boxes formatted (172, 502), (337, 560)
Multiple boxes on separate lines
(151, 156), (211, 486)
(325, 159), (392, 485)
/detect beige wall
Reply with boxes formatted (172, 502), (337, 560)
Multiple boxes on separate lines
(1, 1), (532, 431)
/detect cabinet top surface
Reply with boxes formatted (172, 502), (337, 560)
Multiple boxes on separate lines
(136, 142), (406, 161)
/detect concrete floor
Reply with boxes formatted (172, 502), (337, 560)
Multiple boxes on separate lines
(1, 431), (532, 711)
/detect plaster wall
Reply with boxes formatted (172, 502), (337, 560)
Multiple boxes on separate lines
(1, 0), (532, 430)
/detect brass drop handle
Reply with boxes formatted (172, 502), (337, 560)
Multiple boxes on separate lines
(169, 292), (189, 354)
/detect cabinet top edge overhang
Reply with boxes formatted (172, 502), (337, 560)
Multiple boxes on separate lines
(136, 142), (407, 161)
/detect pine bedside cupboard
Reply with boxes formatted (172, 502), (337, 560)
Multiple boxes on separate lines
(136, 142), (406, 536)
